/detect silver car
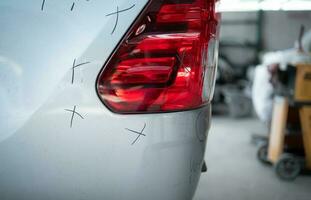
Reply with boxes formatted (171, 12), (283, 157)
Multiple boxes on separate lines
(0, 0), (220, 199)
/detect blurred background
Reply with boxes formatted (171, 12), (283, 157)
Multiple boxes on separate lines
(195, 0), (311, 200)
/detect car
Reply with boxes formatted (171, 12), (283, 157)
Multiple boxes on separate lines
(0, 0), (220, 199)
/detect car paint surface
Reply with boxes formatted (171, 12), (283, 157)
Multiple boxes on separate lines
(0, 0), (211, 199)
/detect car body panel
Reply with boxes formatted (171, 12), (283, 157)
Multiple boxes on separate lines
(0, 0), (146, 141)
(0, 0), (211, 199)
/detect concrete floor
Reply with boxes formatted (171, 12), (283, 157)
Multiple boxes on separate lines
(193, 117), (311, 200)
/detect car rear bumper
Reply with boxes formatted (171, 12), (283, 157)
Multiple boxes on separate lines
(0, 103), (211, 200)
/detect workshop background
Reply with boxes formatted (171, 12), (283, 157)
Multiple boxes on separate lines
(194, 0), (311, 200)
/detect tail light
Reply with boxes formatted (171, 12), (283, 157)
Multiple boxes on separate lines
(96, 0), (220, 114)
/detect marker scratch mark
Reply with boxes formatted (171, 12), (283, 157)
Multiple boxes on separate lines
(106, 4), (136, 35)
(111, 6), (119, 35)
(41, 0), (46, 11)
(41, 0), (90, 12)
(71, 59), (91, 84)
(125, 123), (146, 145)
(71, 2), (75, 11)
(65, 106), (84, 128)
(176, 50), (191, 73)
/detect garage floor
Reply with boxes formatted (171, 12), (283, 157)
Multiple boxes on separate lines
(193, 117), (311, 200)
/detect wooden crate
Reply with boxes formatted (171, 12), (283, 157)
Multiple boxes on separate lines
(294, 64), (311, 102)
(300, 107), (311, 169)
(267, 97), (288, 163)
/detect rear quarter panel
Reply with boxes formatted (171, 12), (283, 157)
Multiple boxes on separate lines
(0, 0), (211, 199)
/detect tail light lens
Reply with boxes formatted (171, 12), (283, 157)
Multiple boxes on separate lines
(97, 0), (220, 113)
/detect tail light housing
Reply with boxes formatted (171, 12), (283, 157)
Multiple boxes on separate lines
(97, 0), (220, 113)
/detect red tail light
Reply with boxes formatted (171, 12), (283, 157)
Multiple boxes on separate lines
(97, 0), (220, 113)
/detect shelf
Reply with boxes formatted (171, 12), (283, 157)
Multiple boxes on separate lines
(221, 20), (259, 25)
(220, 41), (258, 49)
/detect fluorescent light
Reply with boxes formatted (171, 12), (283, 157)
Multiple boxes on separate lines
(259, 0), (284, 11)
(217, 2), (260, 12)
(281, 1), (311, 11)
(217, 0), (311, 12)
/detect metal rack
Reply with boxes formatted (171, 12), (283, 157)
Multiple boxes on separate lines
(219, 10), (263, 68)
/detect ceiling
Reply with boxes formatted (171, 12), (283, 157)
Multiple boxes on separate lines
(218, 0), (311, 12)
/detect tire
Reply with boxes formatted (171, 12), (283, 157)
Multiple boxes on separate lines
(257, 144), (270, 164)
(275, 154), (302, 181)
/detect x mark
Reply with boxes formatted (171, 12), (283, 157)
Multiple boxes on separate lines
(41, 0), (90, 11)
(125, 123), (146, 145)
(71, 59), (91, 84)
(176, 49), (191, 73)
(106, 4), (136, 35)
(65, 105), (84, 128)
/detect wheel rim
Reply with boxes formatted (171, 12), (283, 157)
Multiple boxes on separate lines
(277, 158), (300, 179)
(259, 147), (267, 160)
(257, 145), (269, 164)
